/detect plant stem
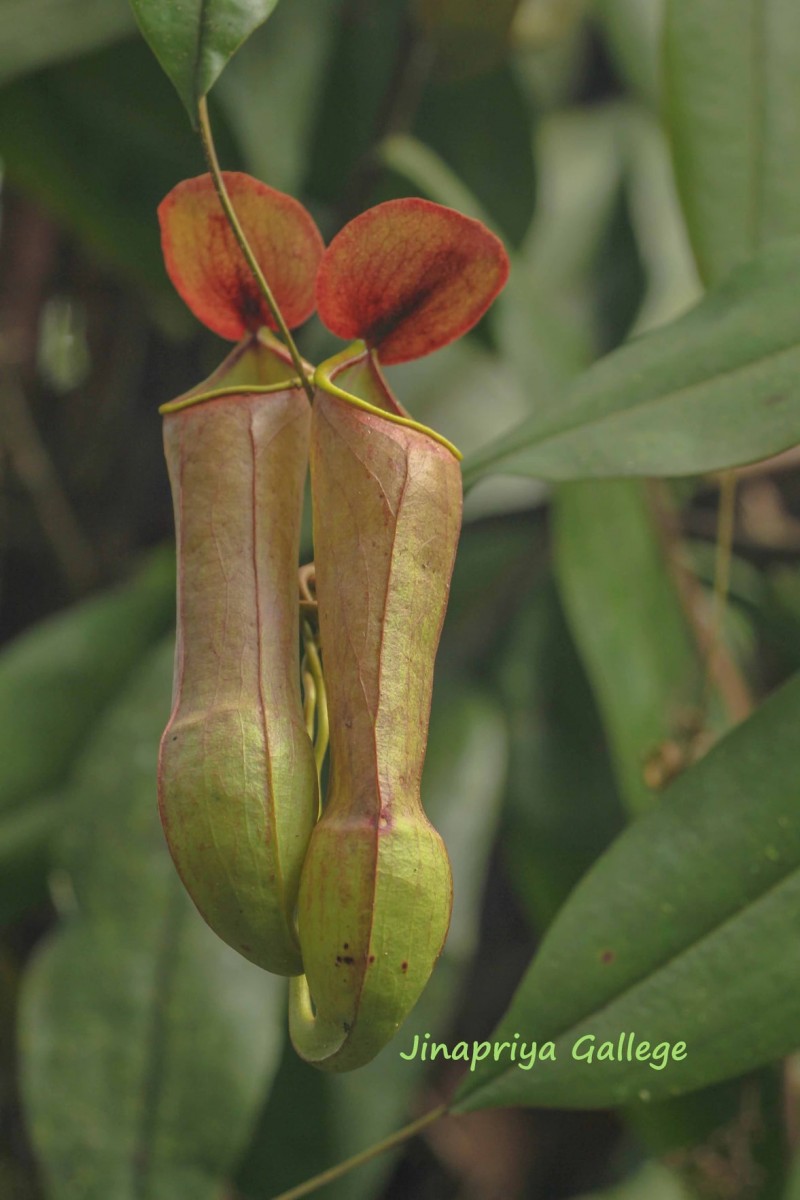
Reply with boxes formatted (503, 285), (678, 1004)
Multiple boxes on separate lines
(704, 471), (737, 712)
(301, 619), (329, 786)
(301, 655), (317, 741)
(196, 97), (314, 403)
(270, 1105), (447, 1200)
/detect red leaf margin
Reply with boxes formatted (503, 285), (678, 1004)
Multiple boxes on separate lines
(315, 198), (510, 365)
(158, 172), (324, 341)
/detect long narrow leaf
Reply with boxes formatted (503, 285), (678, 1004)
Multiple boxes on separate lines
(0, 548), (173, 813)
(665, 0), (800, 284)
(554, 480), (703, 814)
(452, 670), (800, 1111)
(463, 239), (800, 486)
(20, 641), (284, 1200)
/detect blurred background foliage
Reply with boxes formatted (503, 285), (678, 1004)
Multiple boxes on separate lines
(1, 0), (800, 1197)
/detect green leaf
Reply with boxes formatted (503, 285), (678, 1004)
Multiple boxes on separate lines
(553, 485), (786, 1187)
(590, 173), (647, 354)
(595, 0), (663, 109)
(381, 131), (584, 411)
(0, 0), (135, 85)
(379, 132), (494, 225)
(304, 0), (408, 204)
(554, 480), (703, 814)
(516, 105), (622, 359)
(215, 0), (340, 194)
(385, 340), (532, 477)
(20, 640), (284, 1200)
(462, 238), (800, 486)
(235, 1042), (335, 1200)
(129, 0), (279, 123)
(413, 62), (536, 247)
(452, 669), (800, 1111)
(420, 687), (509, 966)
(665, 0), (800, 284)
(0, 796), (61, 924)
(439, 512), (546, 671)
(0, 40), (233, 303)
(619, 107), (701, 336)
(0, 547), (174, 814)
(499, 579), (624, 929)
